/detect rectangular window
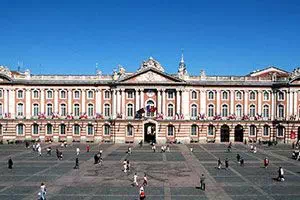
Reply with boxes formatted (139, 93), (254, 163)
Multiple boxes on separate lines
(32, 125), (39, 135)
(127, 91), (133, 99)
(87, 125), (94, 135)
(104, 125), (110, 135)
(17, 90), (23, 99)
(263, 126), (269, 136)
(47, 125), (53, 135)
(167, 126), (174, 136)
(191, 125), (197, 136)
(0, 90), (3, 98)
(127, 125), (133, 136)
(208, 126), (214, 136)
(167, 91), (174, 99)
(47, 91), (53, 99)
(60, 91), (66, 99)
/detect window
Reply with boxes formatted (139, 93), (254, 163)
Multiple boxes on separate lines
(221, 105), (228, 117)
(249, 105), (256, 117)
(104, 90), (110, 99)
(262, 105), (269, 118)
(191, 125), (198, 136)
(60, 104), (67, 116)
(47, 90), (53, 99)
(46, 104), (53, 116)
(278, 105), (284, 118)
(277, 126), (284, 137)
(263, 125), (269, 136)
(74, 104), (80, 116)
(222, 91), (228, 100)
(104, 104), (110, 117)
(104, 124), (110, 135)
(236, 91), (242, 100)
(17, 90), (23, 99)
(73, 124), (80, 135)
(127, 91), (133, 99)
(33, 90), (39, 99)
(208, 125), (215, 136)
(191, 91), (197, 100)
(208, 104), (214, 117)
(32, 124), (39, 135)
(46, 124), (53, 135)
(60, 124), (66, 135)
(87, 104), (94, 117)
(87, 90), (94, 99)
(249, 125), (256, 136)
(0, 103), (2, 116)
(0, 90), (2, 98)
(17, 124), (24, 135)
(74, 91), (80, 99)
(191, 104), (198, 118)
(127, 104), (134, 117)
(60, 90), (66, 99)
(167, 91), (174, 99)
(167, 104), (174, 117)
(127, 125), (133, 136)
(33, 104), (39, 116)
(278, 91), (284, 100)
(263, 91), (270, 101)
(236, 105), (242, 117)
(17, 103), (24, 116)
(146, 100), (155, 117)
(208, 91), (214, 100)
(87, 124), (94, 135)
(167, 125), (174, 136)
(0, 124), (2, 135)
(249, 91), (256, 100)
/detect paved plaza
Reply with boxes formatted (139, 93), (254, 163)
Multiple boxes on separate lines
(0, 142), (300, 200)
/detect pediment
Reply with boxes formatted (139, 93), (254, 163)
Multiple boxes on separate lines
(249, 66), (289, 78)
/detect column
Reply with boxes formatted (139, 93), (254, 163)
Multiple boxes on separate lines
(289, 91), (293, 117)
(293, 90), (297, 116)
(8, 89), (16, 118)
(271, 91), (275, 120)
(112, 90), (117, 118)
(200, 89), (206, 114)
(116, 89), (121, 115)
(81, 89), (86, 114)
(244, 90), (248, 115)
(216, 90), (221, 115)
(287, 91), (290, 118)
(54, 89), (59, 113)
(135, 89), (140, 112)
(230, 90), (234, 115)
(95, 89), (100, 114)
(182, 89), (190, 119)
(162, 89), (166, 114)
(121, 89), (125, 117)
(67, 89), (72, 114)
(140, 89), (144, 109)
(258, 91), (262, 115)
(3, 89), (8, 114)
(176, 89), (181, 114)
(157, 89), (161, 113)
(25, 89), (31, 119)
(40, 89), (45, 114)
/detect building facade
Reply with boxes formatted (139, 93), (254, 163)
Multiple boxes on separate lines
(0, 57), (300, 144)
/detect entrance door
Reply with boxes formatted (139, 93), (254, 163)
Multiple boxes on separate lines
(220, 125), (230, 142)
(234, 125), (244, 142)
(144, 123), (156, 143)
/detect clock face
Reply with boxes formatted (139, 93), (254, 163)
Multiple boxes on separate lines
(147, 90), (155, 97)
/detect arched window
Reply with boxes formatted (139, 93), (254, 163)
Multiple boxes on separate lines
(222, 91), (228, 100)
(208, 104), (214, 117)
(104, 90), (110, 99)
(236, 91), (242, 100)
(263, 91), (269, 101)
(127, 125), (133, 136)
(60, 90), (66, 99)
(104, 124), (110, 135)
(191, 91), (197, 100)
(59, 124), (66, 135)
(263, 125), (270, 136)
(249, 125), (256, 136)
(74, 104), (80, 116)
(208, 125), (215, 136)
(17, 90), (23, 99)
(249, 105), (256, 117)
(221, 104), (228, 117)
(33, 104), (39, 116)
(46, 104), (53, 116)
(33, 90), (39, 99)
(46, 124), (53, 135)
(191, 125), (198, 136)
(74, 91), (80, 99)
(191, 104), (198, 118)
(0, 124), (2, 135)
(87, 90), (94, 99)
(17, 103), (24, 116)
(16, 124), (24, 135)
(208, 91), (214, 100)
(104, 104), (110, 117)
(277, 126), (285, 137)
(60, 104), (67, 116)
(278, 105), (284, 118)
(262, 105), (269, 118)
(87, 104), (94, 117)
(167, 125), (174, 136)
(127, 104), (134, 117)
(0, 103), (2, 116)
(278, 91), (284, 100)
(249, 91), (256, 100)
(32, 124), (39, 135)
(73, 124), (80, 135)
(146, 100), (155, 117)
(47, 90), (53, 99)
(87, 124), (94, 135)
(167, 104), (174, 117)
(236, 105), (242, 117)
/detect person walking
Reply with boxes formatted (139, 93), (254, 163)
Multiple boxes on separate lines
(236, 154), (241, 163)
(127, 160), (131, 172)
(143, 173), (148, 186)
(38, 146), (42, 156)
(139, 186), (146, 200)
(225, 158), (229, 170)
(217, 158), (222, 169)
(127, 147), (132, 155)
(133, 173), (138, 186)
(200, 174), (206, 191)
(253, 146), (257, 154)
(38, 182), (46, 200)
(278, 167), (284, 181)
(152, 145), (156, 153)
(76, 147), (80, 156)
(74, 157), (79, 169)
(8, 157), (13, 169)
(86, 145), (90, 153)
(240, 158), (244, 167)
(123, 159), (127, 173)
(46, 147), (52, 156)
(264, 157), (269, 168)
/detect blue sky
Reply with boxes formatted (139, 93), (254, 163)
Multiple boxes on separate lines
(1, 0), (300, 76)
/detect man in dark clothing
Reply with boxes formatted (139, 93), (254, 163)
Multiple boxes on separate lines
(217, 158), (222, 169)
(236, 154), (241, 163)
(94, 153), (99, 164)
(200, 174), (206, 190)
(74, 158), (79, 169)
(240, 158), (244, 166)
(8, 157), (13, 169)
(225, 158), (229, 170)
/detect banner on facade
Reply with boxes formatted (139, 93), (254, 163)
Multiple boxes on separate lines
(290, 131), (296, 139)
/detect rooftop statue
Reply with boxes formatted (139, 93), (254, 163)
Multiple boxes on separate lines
(138, 57), (165, 72)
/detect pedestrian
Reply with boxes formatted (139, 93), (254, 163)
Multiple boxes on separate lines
(240, 158), (244, 167)
(46, 147), (52, 156)
(143, 173), (148, 186)
(200, 174), (206, 191)
(99, 149), (103, 157)
(139, 140), (143, 147)
(264, 157), (269, 168)
(76, 147), (80, 156)
(74, 157), (79, 169)
(161, 145), (165, 153)
(86, 145), (90, 153)
(139, 186), (146, 200)
(33, 143), (36, 151)
(123, 159), (127, 173)
(127, 147), (132, 155)
(166, 145), (170, 152)
(38, 146), (42, 156)
(133, 173), (138, 186)
(250, 144), (254, 152)
(227, 142), (232, 152)
(25, 141), (29, 148)
(8, 157), (13, 169)
(236, 154), (241, 163)
(253, 146), (257, 154)
(217, 158), (222, 169)
(190, 147), (194, 152)
(152, 145), (156, 153)
(99, 157), (103, 166)
(278, 167), (284, 181)
(127, 160), (130, 172)
(39, 182), (46, 200)
(225, 158), (229, 170)
(94, 153), (99, 164)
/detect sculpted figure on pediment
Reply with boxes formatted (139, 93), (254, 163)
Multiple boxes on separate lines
(138, 57), (165, 72)
(290, 67), (300, 80)
(0, 66), (12, 78)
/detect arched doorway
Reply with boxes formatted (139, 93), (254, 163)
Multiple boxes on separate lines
(144, 123), (156, 143)
(220, 125), (230, 142)
(234, 125), (244, 142)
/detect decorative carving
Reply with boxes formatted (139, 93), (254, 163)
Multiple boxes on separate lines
(133, 71), (170, 82)
(0, 66), (12, 78)
(290, 67), (300, 80)
(138, 57), (164, 72)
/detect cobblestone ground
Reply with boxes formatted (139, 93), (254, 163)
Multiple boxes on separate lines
(0, 142), (299, 200)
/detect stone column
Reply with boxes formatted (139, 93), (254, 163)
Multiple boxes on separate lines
(135, 89), (140, 112)
(3, 89), (8, 114)
(40, 89), (45, 114)
(81, 89), (86, 114)
(293, 91), (297, 116)
(162, 89), (166, 115)
(67, 89), (72, 114)
(116, 89), (121, 115)
(258, 91), (262, 115)
(9, 89), (16, 118)
(121, 89), (125, 117)
(244, 90), (248, 115)
(176, 89), (181, 115)
(287, 91), (290, 118)
(54, 89), (59, 113)
(182, 89), (190, 119)
(200, 89), (206, 114)
(112, 90), (117, 118)
(216, 90), (221, 115)
(25, 89), (31, 119)
(95, 89), (100, 114)
(271, 91), (275, 120)
(140, 89), (144, 109)
(157, 89), (161, 113)
(230, 90), (234, 115)
(289, 91), (293, 117)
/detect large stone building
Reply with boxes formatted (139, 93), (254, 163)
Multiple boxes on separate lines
(0, 56), (300, 144)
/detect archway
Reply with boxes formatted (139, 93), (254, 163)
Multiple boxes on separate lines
(144, 123), (156, 143)
(220, 125), (230, 142)
(234, 125), (244, 142)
